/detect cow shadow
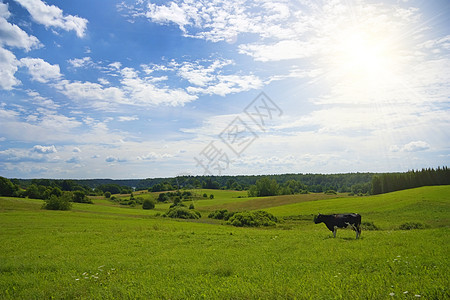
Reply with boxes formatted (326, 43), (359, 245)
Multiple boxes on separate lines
(323, 236), (363, 241)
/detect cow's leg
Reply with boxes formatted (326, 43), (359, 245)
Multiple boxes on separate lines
(333, 226), (337, 238)
(349, 223), (359, 239)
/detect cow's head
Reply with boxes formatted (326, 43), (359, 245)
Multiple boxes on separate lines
(314, 213), (322, 224)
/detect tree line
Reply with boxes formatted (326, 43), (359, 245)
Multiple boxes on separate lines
(371, 167), (450, 195)
(2, 167), (448, 198)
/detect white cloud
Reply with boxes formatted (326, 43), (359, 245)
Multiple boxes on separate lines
(98, 78), (110, 85)
(105, 155), (126, 163)
(14, 0), (88, 37)
(145, 2), (189, 31)
(126, 0), (297, 43)
(0, 1), (10, 18)
(25, 90), (60, 109)
(0, 12), (41, 51)
(32, 144), (57, 154)
(20, 57), (62, 83)
(137, 151), (174, 161)
(65, 156), (81, 164)
(239, 40), (317, 62)
(0, 47), (20, 90)
(187, 74), (262, 96)
(177, 59), (233, 87)
(117, 115), (139, 122)
(176, 59), (263, 96)
(120, 67), (197, 106)
(402, 141), (430, 152)
(55, 80), (125, 109)
(67, 56), (93, 68)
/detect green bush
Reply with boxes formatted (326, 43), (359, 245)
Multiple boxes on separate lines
(42, 195), (72, 211)
(227, 210), (277, 227)
(361, 221), (379, 231)
(166, 207), (201, 219)
(73, 191), (92, 204)
(324, 190), (337, 195)
(399, 222), (426, 230)
(104, 191), (111, 199)
(157, 193), (167, 202)
(142, 199), (155, 210)
(208, 209), (235, 221)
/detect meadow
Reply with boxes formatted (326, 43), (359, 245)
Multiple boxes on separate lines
(0, 186), (448, 299)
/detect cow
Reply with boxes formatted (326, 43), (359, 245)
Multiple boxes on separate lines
(314, 213), (361, 239)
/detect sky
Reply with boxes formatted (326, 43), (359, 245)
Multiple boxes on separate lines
(0, 0), (449, 179)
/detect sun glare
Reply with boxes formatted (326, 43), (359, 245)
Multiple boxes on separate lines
(334, 28), (396, 82)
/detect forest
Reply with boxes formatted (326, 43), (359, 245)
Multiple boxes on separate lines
(1, 167), (448, 199)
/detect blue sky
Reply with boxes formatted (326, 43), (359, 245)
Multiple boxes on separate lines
(0, 0), (449, 179)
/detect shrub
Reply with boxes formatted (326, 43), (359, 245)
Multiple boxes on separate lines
(324, 190), (337, 195)
(203, 193), (208, 198)
(361, 221), (379, 231)
(399, 222), (426, 230)
(170, 202), (186, 208)
(42, 195), (72, 211)
(189, 203), (195, 209)
(104, 191), (111, 198)
(157, 193), (167, 202)
(209, 194), (214, 199)
(227, 210), (277, 227)
(73, 191), (92, 204)
(166, 207), (201, 219)
(142, 199), (155, 210)
(208, 209), (235, 221)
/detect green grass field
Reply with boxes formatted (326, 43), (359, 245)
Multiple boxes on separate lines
(0, 186), (449, 299)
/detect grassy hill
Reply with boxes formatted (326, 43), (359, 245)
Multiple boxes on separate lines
(0, 186), (448, 299)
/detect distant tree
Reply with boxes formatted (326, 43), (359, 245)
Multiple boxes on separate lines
(26, 184), (42, 199)
(42, 194), (72, 211)
(73, 191), (92, 203)
(209, 194), (214, 199)
(142, 199), (155, 210)
(371, 175), (382, 195)
(0, 176), (16, 196)
(157, 193), (167, 202)
(249, 177), (279, 197)
(104, 191), (111, 198)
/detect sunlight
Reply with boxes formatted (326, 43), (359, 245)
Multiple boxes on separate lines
(333, 27), (397, 84)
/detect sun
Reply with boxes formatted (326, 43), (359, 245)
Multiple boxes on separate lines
(332, 27), (398, 83)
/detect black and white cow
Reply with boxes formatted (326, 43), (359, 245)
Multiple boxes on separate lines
(314, 213), (361, 239)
